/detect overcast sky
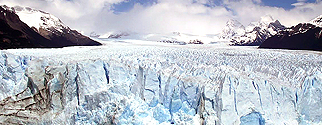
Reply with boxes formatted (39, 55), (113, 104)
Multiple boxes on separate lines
(1, 0), (322, 35)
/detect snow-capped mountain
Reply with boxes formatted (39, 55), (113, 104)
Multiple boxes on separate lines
(220, 15), (285, 46)
(0, 5), (101, 48)
(310, 15), (322, 27)
(13, 6), (67, 34)
(0, 5), (59, 49)
(154, 32), (209, 44)
(98, 31), (137, 39)
(13, 6), (101, 46)
(89, 32), (100, 38)
(260, 15), (322, 51)
(107, 32), (130, 39)
(220, 19), (245, 40)
(98, 31), (217, 44)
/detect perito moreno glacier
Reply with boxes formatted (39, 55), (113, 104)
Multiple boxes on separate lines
(0, 42), (321, 125)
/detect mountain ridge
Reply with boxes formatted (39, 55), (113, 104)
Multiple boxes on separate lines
(259, 14), (322, 51)
(310, 15), (322, 27)
(0, 5), (101, 49)
(0, 5), (59, 49)
(220, 15), (285, 46)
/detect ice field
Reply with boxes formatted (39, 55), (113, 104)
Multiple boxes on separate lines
(0, 40), (322, 124)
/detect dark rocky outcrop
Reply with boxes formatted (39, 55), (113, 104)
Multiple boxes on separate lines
(37, 27), (102, 47)
(259, 23), (322, 51)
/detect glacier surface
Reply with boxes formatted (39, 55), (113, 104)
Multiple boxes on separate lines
(0, 42), (322, 125)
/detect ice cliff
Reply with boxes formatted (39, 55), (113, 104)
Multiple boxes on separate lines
(0, 45), (322, 125)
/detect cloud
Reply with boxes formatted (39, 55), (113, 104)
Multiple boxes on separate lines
(94, 1), (235, 35)
(292, 0), (308, 7)
(0, 0), (125, 18)
(0, 0), (322, 36)
(96, 2), (232, 35)
(222, 0), (322, 26)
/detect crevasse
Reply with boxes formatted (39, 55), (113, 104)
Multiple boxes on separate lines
(0, 46), (321, 125)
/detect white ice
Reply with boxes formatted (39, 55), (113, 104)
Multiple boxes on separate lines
(0, 40), (322, 125)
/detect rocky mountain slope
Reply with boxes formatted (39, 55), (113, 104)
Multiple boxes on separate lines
(0, 5), (59, 49)
(311, 15), (322, 27)
(0, 5), (101, 49)
(220, 15), (285, 46)
(259, 15), (322, 51)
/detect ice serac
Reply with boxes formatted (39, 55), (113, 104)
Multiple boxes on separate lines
(0, 46), (322, 124)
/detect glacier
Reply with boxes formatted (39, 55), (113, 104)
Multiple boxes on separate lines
(0, 42), (322, 125)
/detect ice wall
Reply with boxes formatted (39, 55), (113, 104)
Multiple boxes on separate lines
(0, 46), (321, 125)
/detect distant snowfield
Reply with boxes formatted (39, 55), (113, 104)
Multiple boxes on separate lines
(5, 39), (319, 60)
(1, 40), (322, 124)
(2, 39), (239, 61)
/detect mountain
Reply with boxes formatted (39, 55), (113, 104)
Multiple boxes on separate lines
(220, 15), (285, 46)
(259, 15), (322, 51)
(98, 31), (214, 44)
(0, 5), (60, 49)
(0, 5), (101, 49)
(220, 19), (245, 40)
(106, 32), (130, 39)
(13, 6), (101, 47)
(311, 15), (322, 27)
(89, 32), (100, 38)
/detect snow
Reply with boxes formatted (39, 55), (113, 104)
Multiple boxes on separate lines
(310, 15), (322, 27)
(1, 41), (322, 124)
(259, 15), (275, 25)
(0, 5), (14, 12)
(13, 6), (68, 33)
(99, 32), (219, 44)
(220, 15), (284, 45)
(220, 19), (246, 40)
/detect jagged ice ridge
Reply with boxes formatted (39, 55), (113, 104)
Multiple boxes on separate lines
(0, 44), (322, 124)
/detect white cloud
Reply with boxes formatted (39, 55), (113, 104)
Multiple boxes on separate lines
(223, 0), (322, 26)
(0, 0), (125, 18)
(292, 0), (307, 7)
(0, 0), (322, 36)
(95, 1), (235, 35)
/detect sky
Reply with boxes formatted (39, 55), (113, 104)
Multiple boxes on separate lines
(1, 0), (322, 36)
(262, 0), (317, 9)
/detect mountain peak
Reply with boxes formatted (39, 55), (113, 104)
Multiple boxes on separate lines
(260, 15), (275, 24)
(310, 15), (322, 27)
(220, 15), (285, 46)
(226, 19), (244, 28)
(0, 5), (101, 48)
(0, 5), (16, 12)
(246, 15), (277, 32)
(220, 19), (245, 40)
(12, 5), (68, 33)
